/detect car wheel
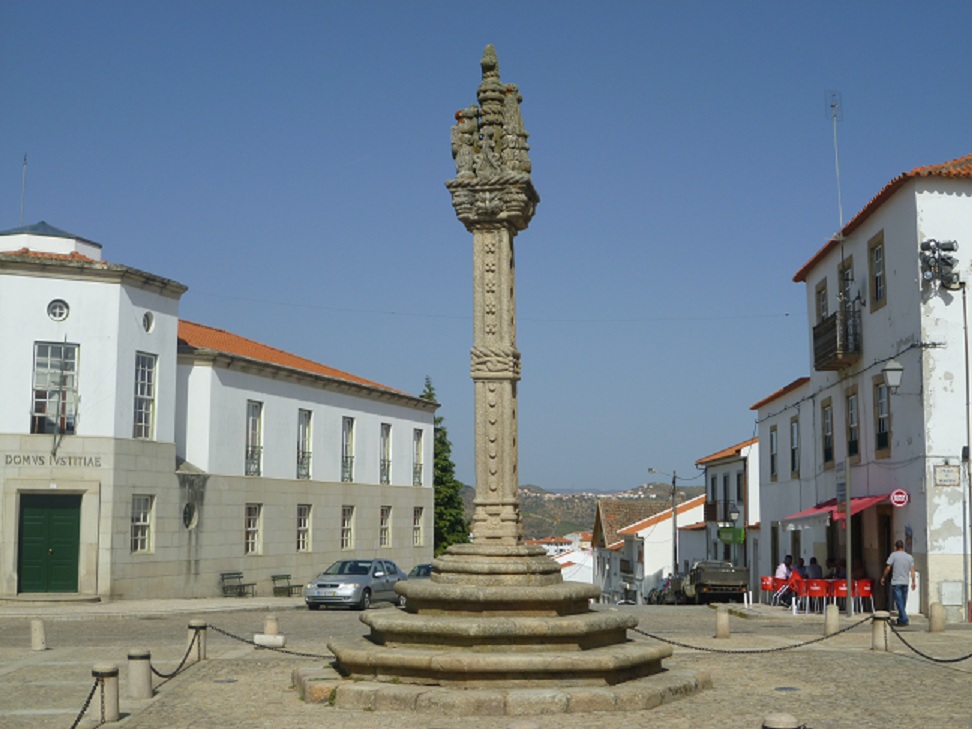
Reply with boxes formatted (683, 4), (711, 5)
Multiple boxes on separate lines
(356, 588), (371, 611)
(307, 603), (320, 611)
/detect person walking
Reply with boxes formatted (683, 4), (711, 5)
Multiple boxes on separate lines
(881, 540), (916, 626)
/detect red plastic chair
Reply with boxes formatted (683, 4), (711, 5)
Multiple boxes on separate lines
(831, 579), (848, 607)
(790, 577), (810, 613)
(760, 576), (775, 604)
(771, 577), (788, 606)
(855, 579), (874, 612)
(806, 579), (830, 613)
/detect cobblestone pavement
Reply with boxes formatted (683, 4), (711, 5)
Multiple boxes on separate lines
(2, 598), (972, 729)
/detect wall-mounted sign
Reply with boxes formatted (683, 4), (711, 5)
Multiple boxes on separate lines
(717, 527), (745, 544)
(4, 453), (104, 468)
(934, 464), (961, 487)
(890, 488), (910, 508)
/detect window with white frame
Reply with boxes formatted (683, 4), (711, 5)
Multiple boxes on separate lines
(341, 505), (354, 549)
(31, 342), (79, 435)
(869, 232), (886, 311)
(297, 504), (311, 552)
(379, 505), (392, 547)
(769, 425), (778, 480)
(789, 416), (800, 477)
(412, 429), (424, 486)
(341, 417), (355, 482)
(821, 398), (834, 466)
(131, 495), (153, 553)
(245, 401), (263, 476)
(412, 506), (424, 546)
(846, 389), (859, 458)
(815, 279), (828, 323)
(244, 503), (262, 554)
(380, 423), (392, 485)
(875, 379), (891, 456)
(297, 409), (312, 479)
(133, 352), (157, 439)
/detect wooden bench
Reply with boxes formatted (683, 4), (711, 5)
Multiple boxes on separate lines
(272, 574), (302, 597)
(220, 571), (256, 597)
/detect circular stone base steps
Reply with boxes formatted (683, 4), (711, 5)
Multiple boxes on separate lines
(326, 638), (673, 687)
(292, 663), (711, 715)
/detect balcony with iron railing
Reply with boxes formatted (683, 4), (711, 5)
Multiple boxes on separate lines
(813, 303), (862, 371)
(297, 450), (311, 480)
(703, 499), (744, 524)
(380, 458), (391, 485)
(341, 455), (354, 483)
(245, 445), (262, 476)
(412, 462), (424, 486)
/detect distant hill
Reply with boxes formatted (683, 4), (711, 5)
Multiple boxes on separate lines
(460, 482), (705, 539)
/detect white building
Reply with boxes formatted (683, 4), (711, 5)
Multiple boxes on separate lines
(1, 222), (436, 600)
(695, 437), (760, 592)
(592, 495), (705, 603)
(752, 152), (972, 622)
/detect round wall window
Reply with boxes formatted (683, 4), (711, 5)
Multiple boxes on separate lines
(142, 312), (155, 332)
(47, 299), (70, 321)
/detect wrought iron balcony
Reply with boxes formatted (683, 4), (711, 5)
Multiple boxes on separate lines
(341, 455), (354, 483)
(297, 450), (311, 480)
(412, 463), (424, 486)
(813, 304), (862, 371)
(245, 446), (262, 476)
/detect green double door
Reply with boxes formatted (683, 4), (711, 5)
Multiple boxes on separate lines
(18, 494), (82, 593)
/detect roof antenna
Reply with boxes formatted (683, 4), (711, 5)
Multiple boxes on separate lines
(20, 153), (27, 227)
(826, 91), (844, 233)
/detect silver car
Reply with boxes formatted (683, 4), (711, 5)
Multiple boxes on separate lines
(304, 559), (406, 610)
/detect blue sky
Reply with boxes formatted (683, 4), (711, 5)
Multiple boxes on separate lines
(3, 3), (971, 492)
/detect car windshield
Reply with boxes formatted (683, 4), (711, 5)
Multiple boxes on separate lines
(323, 560), (374, 576)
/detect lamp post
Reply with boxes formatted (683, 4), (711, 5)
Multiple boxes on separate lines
(649, 468), (680, 578)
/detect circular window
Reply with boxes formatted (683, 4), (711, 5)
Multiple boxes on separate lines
(47, 299), (69, 321)
(182, 503), (198, 529)
(142, 312), (155, 332)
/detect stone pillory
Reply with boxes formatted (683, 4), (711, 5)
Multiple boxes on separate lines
(325, 48), (684, 711)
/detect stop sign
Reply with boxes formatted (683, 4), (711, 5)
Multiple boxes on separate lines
(890, 489), (909, 508)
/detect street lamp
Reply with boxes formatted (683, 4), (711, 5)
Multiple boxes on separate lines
(882, 359), (904, 391)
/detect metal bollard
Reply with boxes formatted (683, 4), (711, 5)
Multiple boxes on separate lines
(762, 711), (800, 728)
(30, 619), (47, 651)
(187, 619), (207, 661)
(871, 610), (890, 651)
(128, 648), (153, 699)
(929, 602), (946, 633)
(92, 663), (120, 722)
(824, 603), (840, 636)
(715, 605), (730, 639)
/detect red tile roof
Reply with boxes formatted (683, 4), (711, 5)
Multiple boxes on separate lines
(617, 495), (706, 535)
(696, 437), (758, 466)
(794, 152), (972, 282)
(593, 499), (670, 548)
(0, 247), (100, 263)
(750, 376), (810, 411)
(178, 320), (407, 396)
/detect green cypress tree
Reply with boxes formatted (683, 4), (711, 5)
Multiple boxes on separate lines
(420, 377), (469, 554)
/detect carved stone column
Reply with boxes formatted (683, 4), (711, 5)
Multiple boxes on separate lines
(446, 44), (539, 547)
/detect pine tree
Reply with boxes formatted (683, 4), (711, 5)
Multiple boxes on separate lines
(420, 377), (469, 555)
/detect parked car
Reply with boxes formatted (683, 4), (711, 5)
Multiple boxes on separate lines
(408, 563), (433, 579)
(304, 559), (407, 610)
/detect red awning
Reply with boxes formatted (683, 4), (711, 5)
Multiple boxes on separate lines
(782, 494), (890, 529)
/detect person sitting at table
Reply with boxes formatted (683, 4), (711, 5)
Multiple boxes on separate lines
(775, 555), (793, 606)
(794, 558), (809, 578)
(806, 556), (823, 580)
(851, 558), (867, 581)
(834, 559), (847, 579)
(825, 557), (838, 578)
